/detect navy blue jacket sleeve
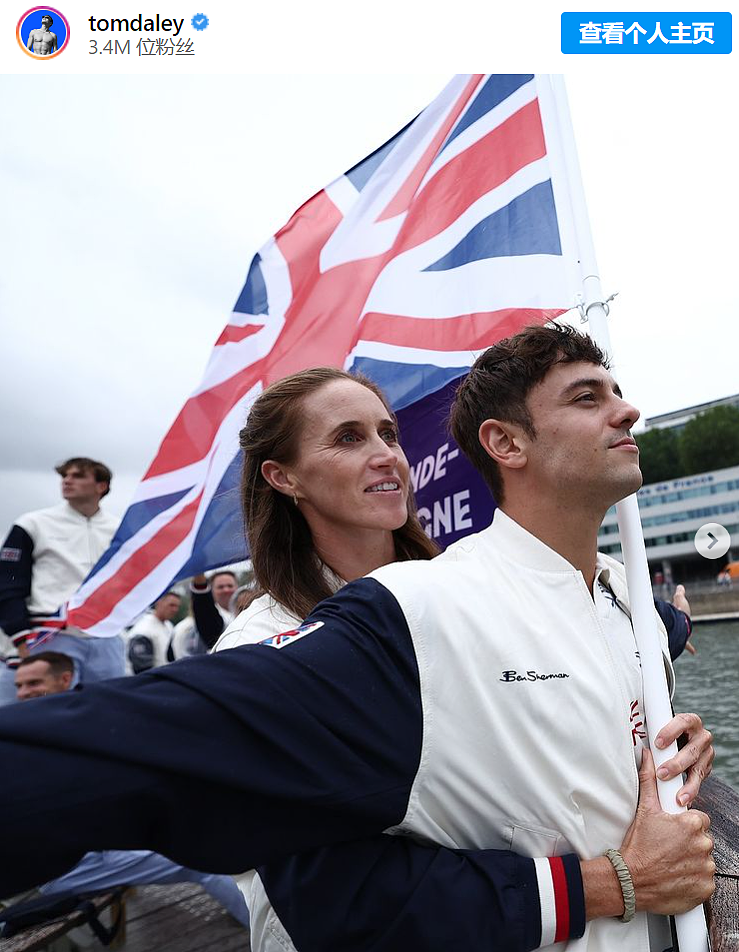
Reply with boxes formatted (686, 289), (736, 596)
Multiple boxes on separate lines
(260, 837), (585, 952)
(654, 598), (691, 660)
(0, 579), (422, 895)
(0, 576), (587, 949)
(191, 586), (224, 648)
(0, 525), (34, 639)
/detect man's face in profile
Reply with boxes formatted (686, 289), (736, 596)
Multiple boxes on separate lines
(519, 361), (642, 507)
(41, 16), (52, 28)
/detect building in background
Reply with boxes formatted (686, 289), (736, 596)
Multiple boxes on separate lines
(643, 393), (739, 436)
(599, 394), (739, 585)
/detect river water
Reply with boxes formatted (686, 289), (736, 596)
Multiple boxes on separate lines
(671, 620), (739, 790)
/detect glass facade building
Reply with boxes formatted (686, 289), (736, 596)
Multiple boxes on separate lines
(598, 393), (739, 583)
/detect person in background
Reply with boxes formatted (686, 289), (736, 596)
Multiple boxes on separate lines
(124, 591), (180, 674)
(717, 568), (732, 588)
(0, 629), (21, 705)
(14, 652), (74, 701)
(0, 457), (123, 686)
(171, 571), (239, 657)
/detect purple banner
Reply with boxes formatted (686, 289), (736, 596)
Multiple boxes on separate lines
(397, 375), (496, 550)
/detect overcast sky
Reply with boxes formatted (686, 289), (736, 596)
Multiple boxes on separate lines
(1, 71), (737, 533)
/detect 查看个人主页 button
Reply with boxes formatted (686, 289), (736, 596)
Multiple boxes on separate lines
(561, 12), (732, 54)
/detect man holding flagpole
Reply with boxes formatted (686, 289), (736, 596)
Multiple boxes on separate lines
(0, 324), (714, 951)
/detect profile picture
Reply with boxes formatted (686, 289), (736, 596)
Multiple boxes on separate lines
(17, 6), (70, 58)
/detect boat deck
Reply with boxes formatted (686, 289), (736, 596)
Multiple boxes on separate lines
(116, 882), (250, 951)
(0, 883), (250, 952)
(2, 776), (738, 951)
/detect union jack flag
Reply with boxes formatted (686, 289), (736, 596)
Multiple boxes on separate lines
(67, 74), (584, 637)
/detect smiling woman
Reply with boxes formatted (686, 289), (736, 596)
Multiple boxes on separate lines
(221, 366), (437, 629)
(210, 367), (438, 951)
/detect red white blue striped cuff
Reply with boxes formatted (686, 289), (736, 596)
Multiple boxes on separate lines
(533, 854), (585, 946)
(12, 616), (68, 648)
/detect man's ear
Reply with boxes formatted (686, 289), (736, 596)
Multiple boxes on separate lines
(60, 672), (73, 691)
(261, 460), (299, 497)
(478, 419), (528, 471)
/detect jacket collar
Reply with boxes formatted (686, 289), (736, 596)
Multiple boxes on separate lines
(483, 510), (629, 599)
(477, 510), (675, 692)
(60, 501), (102, 521)
(482, 508), (583, 575)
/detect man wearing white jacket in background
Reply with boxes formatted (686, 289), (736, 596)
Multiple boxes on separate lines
(0, 457), (121, 686)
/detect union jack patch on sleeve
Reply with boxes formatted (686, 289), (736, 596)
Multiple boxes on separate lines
(260, 621), (324, 649)
(0, 547), (22, 562)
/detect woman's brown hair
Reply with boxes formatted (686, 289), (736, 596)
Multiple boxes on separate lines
(239, 367), (439, 620)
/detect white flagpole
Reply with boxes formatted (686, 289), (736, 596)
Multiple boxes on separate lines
(545, 74), (710, 952)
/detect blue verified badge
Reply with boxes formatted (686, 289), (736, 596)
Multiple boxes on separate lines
(260, 621), (324, 649)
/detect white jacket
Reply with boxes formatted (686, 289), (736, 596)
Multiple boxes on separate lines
(374, 511), (673, 952)
(124, 612), (173, 674)
(216, 511), (675, 952)
(10, 502), (118, 642)
(214, 587), (333, 952)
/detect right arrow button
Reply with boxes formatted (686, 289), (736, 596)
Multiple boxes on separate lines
(695, 523), (731, 560)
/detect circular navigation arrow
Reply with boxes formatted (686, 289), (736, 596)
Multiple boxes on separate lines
(694, 523), (731, 560)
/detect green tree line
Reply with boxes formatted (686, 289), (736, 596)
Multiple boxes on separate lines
(636, 405), (739, 484)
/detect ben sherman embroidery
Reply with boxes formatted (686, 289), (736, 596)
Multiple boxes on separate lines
(499, 670), (570, 683)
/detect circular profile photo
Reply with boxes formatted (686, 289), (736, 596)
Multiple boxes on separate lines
(17, 6), (70, 59)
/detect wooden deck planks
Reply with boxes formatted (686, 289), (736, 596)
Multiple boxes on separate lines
(116, 883), (249, 952)
(0, 891), (124, 952)
(0, 884), (248, 952)
(696, 775), (739, 952)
